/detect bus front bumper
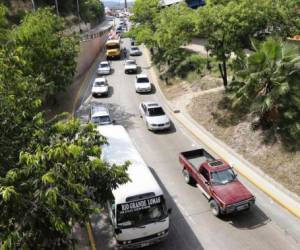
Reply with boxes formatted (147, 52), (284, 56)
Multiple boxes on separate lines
(117, 229), (168, 249)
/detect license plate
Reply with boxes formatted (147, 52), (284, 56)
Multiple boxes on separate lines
(237, 204), (249, 211)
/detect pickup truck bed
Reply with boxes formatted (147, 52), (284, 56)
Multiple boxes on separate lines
(180, 149), (214, 170)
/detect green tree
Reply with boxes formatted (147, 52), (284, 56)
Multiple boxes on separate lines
(0, 4), (8, 42)
(11, 8), (79, 97)
(80, 0), (105, 25)
(195, 0), (300, 87)
(129, 0), (161, 48)
(228, 38), (300, 140)
(0, 119), (129, 249)
(155, 3), (195, 62)
(0, 44), (44, 173)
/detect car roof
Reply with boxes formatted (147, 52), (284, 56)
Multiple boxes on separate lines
(143, 101), (161, 108)
(202, 160), (231, 172)
(100, 61), (109, 65)
(131, 46), (138, 49)
(94, 77), (106, 82)
(136, 74), (148, 78)
(91, 105), (110, 117)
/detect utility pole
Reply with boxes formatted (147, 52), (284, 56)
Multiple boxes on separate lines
(76, 0), (80, 19)
(124, 0), (127, 10)
(31, 0), (36, 11)
(54, 0), (59, 16)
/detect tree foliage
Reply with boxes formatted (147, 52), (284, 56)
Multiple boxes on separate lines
(228, 38), (300, 140)
(11, 8), (79, 96)
(195, 0), (300, 87)
(80, 0), (105, 25)
(129, 0), (161, 48)
(0, 5), (129, 248)
(0, 119), (129, 249)
(155, 3), (195, 59)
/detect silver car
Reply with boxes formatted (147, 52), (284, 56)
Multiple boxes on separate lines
(139, 102), (171, 131)
(129, 46), (142, 56)
(97, 61), (111, 75)
(90, 104), (113, 126)
(135, 74), (151, 93)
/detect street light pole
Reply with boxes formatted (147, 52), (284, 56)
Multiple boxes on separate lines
(76, 0), (80, 19)
(54, 0), (59, 16)
(31, 0), (36, 11)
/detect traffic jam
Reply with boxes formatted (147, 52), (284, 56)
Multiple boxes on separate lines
(87, 14), (258, 249)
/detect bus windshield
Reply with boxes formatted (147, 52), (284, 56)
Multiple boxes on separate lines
(106, 44), (120, 50)
(116, 197), (168, 228)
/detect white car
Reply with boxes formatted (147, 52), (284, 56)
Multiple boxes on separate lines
(129, 46), (142, 56)
(92, 77), (109, 97)
(97, 61), (111, 75)
(139, 102), (171, 131)
(124, 59), (138, 74)
(90, 104), (113, 125)
(135, 74), (151, 93)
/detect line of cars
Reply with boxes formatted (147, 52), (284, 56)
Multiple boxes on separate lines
(90, 38), (172, 131)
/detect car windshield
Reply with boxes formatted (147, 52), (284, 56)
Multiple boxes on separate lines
(148, 107), (165, 116)
(137, 77), (149, 83)
(94, 81), (106, 87)
(106, 44), (120, 50)
(100, 63), (109, 68)
(117, 202), (168, 228)
(126, 60), (136, 65)
(91, 116), (111, 125)
(131, 47), (138, 51)
(211, 168), (236, 185)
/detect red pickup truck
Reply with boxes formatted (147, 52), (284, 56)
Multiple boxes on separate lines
(179, 149), (255, 217)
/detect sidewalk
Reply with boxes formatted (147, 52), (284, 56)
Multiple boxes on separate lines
(143, 46), (300, 219)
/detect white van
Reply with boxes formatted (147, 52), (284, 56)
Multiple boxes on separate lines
(97, 125), (170, 248)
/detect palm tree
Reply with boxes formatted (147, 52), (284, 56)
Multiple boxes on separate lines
(228, 38), (300, 139)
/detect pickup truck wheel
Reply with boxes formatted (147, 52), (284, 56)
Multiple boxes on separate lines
(209, 200), (220, 217)
(182, 169), (195, 185)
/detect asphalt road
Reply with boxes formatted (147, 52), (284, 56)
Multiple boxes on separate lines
(76, 35), (300, 249)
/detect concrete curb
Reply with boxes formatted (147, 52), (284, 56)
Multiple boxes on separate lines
(142, 46), (300, 219)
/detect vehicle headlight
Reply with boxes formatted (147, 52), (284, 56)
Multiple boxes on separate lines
(157, 230), (167, 236)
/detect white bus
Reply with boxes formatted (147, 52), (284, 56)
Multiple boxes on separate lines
(97, 125), (170, 248)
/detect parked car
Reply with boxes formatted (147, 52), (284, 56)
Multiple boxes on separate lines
(124, 59), (138, 74)
(179, 149), (255, 217)
(92, 77), (109, 97)
(139, 102), (171, 131)
(90, 104), (113, 125)
(135, 74), (151, 93)
(97, 61), (111, 75)
(129, 46), (142, 56)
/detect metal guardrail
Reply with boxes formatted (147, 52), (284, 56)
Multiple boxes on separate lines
(82, 25), (113, 42)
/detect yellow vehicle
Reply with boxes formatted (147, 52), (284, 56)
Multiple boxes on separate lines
(105, 39), (121, 60)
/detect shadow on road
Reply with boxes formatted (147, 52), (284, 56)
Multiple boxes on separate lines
(75, 102), (136, 129)
(221, 204), (270, 230)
